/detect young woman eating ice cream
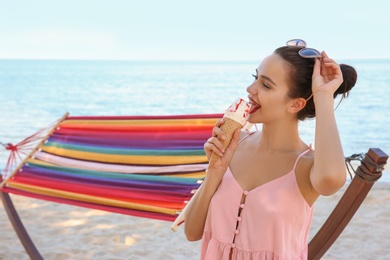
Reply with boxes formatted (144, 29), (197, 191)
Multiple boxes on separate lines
(184, 39), (357, 259)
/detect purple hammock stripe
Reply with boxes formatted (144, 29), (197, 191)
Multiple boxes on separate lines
(48, 135), (206, 150)
(52, 131), (212, 140)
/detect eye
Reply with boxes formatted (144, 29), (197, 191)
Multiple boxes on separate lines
(263, 83), (271, 89)
(252, 73), (258, 80)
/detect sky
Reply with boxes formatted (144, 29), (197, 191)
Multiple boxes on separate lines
(1, 0), (389, 61)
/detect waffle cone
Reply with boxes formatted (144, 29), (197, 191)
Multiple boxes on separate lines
(209, 117), (244, 165)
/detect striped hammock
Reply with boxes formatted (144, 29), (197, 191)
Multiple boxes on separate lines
(0, 113), (222, 221)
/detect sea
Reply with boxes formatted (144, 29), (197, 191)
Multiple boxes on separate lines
(0, 59), (389, 182)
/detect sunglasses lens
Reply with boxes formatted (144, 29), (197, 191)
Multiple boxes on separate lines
(299, 48), (321, 58)
(286, 39), (306, 47)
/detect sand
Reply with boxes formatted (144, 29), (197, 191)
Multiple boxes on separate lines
(1, 182), (390, 260)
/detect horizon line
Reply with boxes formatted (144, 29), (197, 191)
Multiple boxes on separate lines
(1, 57), (390, 62)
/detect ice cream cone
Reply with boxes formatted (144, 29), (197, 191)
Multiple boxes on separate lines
(209, 118), (243, 165)
(209, 98), (250, 165)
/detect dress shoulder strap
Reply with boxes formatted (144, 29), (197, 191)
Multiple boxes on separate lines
(292, 146), (313, 171)
(237, 131), (256, 145)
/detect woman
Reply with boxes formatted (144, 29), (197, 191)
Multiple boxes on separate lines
(184, 39), (357, 259)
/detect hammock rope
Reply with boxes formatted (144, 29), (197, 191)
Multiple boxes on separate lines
(345, 153), (385, 183)
(1, 115), (67, 183)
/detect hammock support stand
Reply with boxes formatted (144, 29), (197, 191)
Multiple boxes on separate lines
(308, 148), (388, 260)
(0, 191), (43, 260)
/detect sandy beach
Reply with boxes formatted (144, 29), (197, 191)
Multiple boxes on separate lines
(1, 181), (390, 260)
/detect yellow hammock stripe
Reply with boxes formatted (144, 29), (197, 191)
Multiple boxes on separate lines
(41, 146), (207, 165)
(7, 182), (178, 215)
(61, 118), (219, 126)
(28, 158), (55, 166)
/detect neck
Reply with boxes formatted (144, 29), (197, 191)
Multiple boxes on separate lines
(258, 119), (304, 153)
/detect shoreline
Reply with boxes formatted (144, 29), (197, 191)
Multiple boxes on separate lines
(1, 182), (390, 259)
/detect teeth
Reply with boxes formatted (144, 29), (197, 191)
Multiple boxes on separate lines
(248, 97), (259, 106)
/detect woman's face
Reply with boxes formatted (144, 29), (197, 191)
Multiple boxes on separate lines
(246, 53), (294, 124)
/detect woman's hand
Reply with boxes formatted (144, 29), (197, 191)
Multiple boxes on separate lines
(204, 119), (240, 171)
(312, 51), (343, 97)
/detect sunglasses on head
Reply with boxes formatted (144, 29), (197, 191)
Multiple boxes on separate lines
(286, 39), (321, 58)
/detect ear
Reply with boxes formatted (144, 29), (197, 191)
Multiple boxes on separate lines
(287, 98), (306, 114)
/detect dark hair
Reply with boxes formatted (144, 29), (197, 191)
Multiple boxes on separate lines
(274, 46), (357, 121)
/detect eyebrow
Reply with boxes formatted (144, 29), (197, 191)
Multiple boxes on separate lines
(256, 69), (277, 86)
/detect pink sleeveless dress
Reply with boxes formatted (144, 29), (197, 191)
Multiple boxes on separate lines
(201, 146), (313, 260)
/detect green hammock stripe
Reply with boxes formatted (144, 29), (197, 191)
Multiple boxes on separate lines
(43, 141), (204, 156)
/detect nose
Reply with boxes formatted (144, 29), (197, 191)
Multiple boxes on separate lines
(246, 82), (257, 95)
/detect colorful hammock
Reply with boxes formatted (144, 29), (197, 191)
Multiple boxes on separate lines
(0, 113), (222, 222)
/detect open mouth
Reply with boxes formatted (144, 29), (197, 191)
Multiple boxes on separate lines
(248, 97), (261, 114)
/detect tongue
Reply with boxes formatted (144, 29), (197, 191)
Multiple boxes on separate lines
(249, 103), (260, 114)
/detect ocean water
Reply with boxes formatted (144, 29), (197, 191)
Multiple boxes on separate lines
(0, 59), (389, 182)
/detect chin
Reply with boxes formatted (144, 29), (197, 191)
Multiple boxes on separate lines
(247, 114), (261, 124)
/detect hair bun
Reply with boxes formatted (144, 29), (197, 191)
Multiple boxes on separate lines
(335, 64), (358, 98)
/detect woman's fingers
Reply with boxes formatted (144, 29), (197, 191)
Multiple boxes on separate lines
(321, 51), (329, 59)
(322, 58), (343, 81)
(312, 58), (321, 78)
(204, 136), (225, 156)
(212, 119), (225, 139)
(205, 118), (227, 158)
(212, 125), (226, 141)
